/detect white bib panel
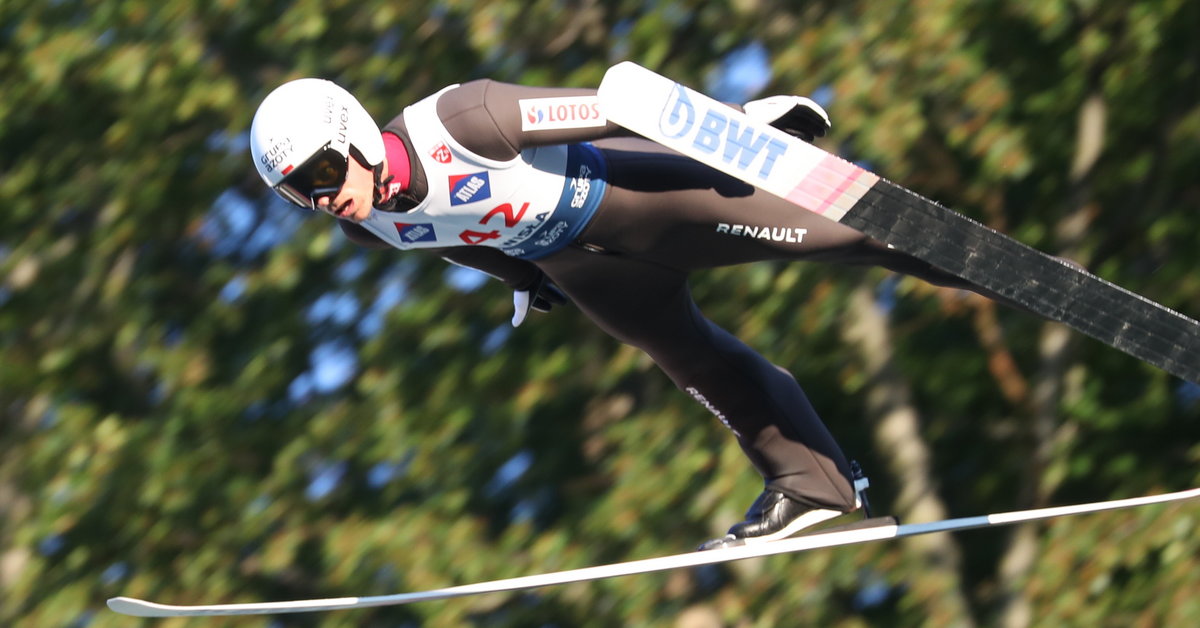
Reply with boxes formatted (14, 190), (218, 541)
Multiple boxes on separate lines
(359, 86), (607, 259)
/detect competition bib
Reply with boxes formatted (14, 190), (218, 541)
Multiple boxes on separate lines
(359, 87), (606, 259)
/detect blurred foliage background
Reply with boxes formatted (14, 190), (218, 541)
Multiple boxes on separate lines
(3, 0), (1199, 626)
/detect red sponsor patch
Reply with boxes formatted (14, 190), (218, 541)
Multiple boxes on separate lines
(429, 143), (452, 164)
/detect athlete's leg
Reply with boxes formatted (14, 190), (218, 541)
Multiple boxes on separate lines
(536, 246), (858, 512)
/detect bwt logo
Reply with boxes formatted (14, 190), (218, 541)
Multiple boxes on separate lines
(449, 172), (491, 205)
(659, 84), (788, 180)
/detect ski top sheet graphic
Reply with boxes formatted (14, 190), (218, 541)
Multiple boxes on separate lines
(615, 65), (873, 220)
(597, 62), (1200, 384)
(107, 488), (1200, 617)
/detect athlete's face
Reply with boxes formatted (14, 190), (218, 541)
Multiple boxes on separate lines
(315, 156), (379, 223)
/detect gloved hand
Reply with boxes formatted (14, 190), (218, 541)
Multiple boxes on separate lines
(743, 95), (831, 142)
(511, 272), (568, 327)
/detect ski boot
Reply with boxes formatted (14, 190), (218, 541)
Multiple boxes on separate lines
(698, 461), (873, 551)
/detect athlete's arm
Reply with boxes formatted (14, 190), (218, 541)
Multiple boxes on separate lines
(339, 221), (542, 289)
(437, 245), (545, 291)
(436, 79), (634, 160)
(339, 221), (393, 249)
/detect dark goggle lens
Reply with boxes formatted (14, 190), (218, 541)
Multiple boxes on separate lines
(273, 146), (348, 209)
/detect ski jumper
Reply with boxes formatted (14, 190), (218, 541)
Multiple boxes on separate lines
(341, 80), (982, 512)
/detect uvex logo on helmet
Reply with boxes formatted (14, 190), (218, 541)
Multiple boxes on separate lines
(323, 95), (351, 149)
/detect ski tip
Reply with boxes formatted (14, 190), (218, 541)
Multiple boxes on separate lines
(108, 596), (175, 617)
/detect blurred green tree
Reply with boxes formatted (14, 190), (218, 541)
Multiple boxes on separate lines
(1, 1), (1197, 627)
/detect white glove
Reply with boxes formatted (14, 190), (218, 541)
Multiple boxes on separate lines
(743, 95), (831, 141)
(511, 274), (568, 327)
(512, 290), (532, 327)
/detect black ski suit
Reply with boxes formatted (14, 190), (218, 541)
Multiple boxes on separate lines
(342, 80), (982, 512)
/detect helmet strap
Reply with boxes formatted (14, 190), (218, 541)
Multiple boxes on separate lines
(372, 163), (419, 212)
(345, 143), (397, 210)
(348, 145), (373, 169)
(372, 163), (394, 208)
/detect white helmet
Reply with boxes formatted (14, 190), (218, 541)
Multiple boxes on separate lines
(250, 78), (385, 208)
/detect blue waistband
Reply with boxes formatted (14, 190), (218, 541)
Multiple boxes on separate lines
(502, 143), (607, 260)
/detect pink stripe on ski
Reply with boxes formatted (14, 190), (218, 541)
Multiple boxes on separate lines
(786, 155), (877, 220)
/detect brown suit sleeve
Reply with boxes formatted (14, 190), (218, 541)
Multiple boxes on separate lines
(436, 79), (633, 160)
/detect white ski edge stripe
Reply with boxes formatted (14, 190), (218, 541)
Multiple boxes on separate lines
(108, 487), (1200, 617)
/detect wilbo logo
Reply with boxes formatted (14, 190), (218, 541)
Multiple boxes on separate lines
(449, 172), (491, 205)
(659, 84), (789, 181)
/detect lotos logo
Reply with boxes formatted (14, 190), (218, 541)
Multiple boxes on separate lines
(658, 84), (789, 181)
(519, 96), (607, 131)
(448, 172), (491, 205)
(394, 222), (437, 243)
(429, 142), (452, 164)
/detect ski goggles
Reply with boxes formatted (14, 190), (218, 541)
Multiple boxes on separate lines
(272, 144), (348, 210)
